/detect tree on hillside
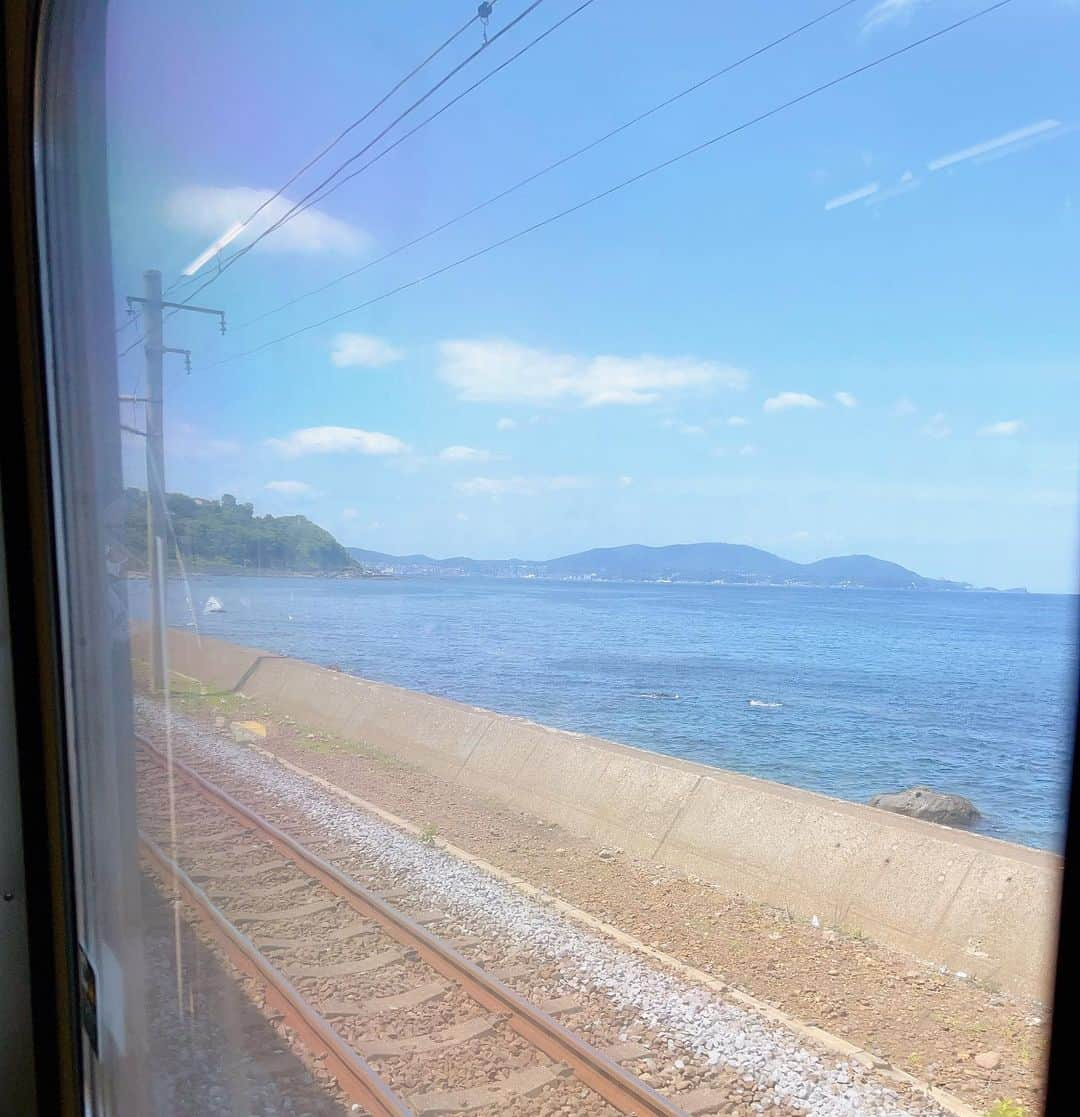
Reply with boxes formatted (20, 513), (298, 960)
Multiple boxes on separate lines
(123, 489), (355, 572)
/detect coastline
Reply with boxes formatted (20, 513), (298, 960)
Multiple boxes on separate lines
(134, 641), (1056, 1115)
(131, 625), (1062, 1004)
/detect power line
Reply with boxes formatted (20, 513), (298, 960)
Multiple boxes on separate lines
(265, 0), (602, 244)
(176, 0), (553, 307)
(118, 331), (146, 359)
(204, 0), (1015, 372)
(240, 0), (861, 331)
(168, 2), (493, 293)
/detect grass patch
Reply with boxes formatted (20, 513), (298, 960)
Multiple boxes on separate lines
(136, 666), (414, 776)
(986, 1101), (1025, 1117)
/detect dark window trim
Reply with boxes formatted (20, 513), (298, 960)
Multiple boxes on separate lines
(1045, 637), (1080, 1112)
(1, 1), (82, 1113)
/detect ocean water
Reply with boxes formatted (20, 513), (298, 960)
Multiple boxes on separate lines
(131, 576), (1077, 851)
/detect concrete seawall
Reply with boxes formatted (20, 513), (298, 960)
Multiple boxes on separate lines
(135, 627), (1063, 1000)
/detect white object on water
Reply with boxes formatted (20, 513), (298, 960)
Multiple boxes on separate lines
(203, 596), (225, 614)
(748, 698), (782, 709)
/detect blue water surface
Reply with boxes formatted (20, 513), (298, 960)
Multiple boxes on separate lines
(131, 577), (1077, 851)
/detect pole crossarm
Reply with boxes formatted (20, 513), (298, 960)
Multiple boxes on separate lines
(154, 346), (193, 373)
(126, 294), (226, 333)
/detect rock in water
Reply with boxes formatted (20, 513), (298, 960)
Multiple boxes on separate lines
(868, 786), (980, 827)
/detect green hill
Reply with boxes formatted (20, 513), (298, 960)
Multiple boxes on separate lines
(124, 490), (355, 573)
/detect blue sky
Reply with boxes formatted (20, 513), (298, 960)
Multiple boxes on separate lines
(107, 0), (1080, 591)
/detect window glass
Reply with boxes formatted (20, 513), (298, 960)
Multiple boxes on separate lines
(37, 1), (1080, 1114)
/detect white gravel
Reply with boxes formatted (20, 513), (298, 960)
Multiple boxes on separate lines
(137, 699), (946, 1117)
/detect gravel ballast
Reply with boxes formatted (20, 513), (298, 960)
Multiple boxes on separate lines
(137, 698), (954, 1117)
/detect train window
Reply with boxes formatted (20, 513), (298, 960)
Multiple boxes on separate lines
(11, 0), (1078, 1115)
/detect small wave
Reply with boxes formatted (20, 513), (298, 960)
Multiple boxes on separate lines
(639, 691), (680, 701)
(748, 698), (783, 709)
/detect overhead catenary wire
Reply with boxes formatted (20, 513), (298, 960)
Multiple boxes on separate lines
(166, 1), (496, 294)
(256, 0), (603, 253)
(175, 0), (553, 308)
(203, 0), (1016, 372)
(239, 0), (863, 331)
(118, 331), (146, 359)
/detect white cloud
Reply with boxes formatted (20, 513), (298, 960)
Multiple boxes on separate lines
(165, 185), (370, 257)
(865, 173), (922, 208)
(921, 412), (952, 440)
(267, 426), (409, 457)
(928, 120), (1061, 172)
(978, 419), (1026, 438)
(834, 391), (858, 408)
(331, 333), (403, 368)
(662, 419), (706, 436)
(264, 480), (313, 496)
(343, 507), (360, 520)
(763, 392), (824, 413)
(825, 182), (879, 210)
(455, 475), (588, 497)
(862, 0), (929, 33)
(726, 416), (749, 427)
(438, 445), (496, 463)
(618, 475), (634, 487)
(892, 397), (917, 417)
(496, 417), (518, 431)
(455, 512), (469, 521)
(438, 339), (746, 408)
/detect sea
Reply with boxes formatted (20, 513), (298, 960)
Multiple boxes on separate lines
(130, 575), (1078, 852)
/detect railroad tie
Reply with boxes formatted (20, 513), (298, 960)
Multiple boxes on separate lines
(208, 877), (309, 902)
(255, 921), (376, 951)
(446, 934), (483, 949)
(601, 1041), (652, 1063)
(322, 980), (448, 1018)
(537, 994), (582, 1017)
(408, 1064), (570, 1115)
(231, 899), (336, 923)
(487, 963), (531, 982)
(190, 859), (288, 882)
(160, 828), (243, 849)
(676, 1087), (733, 1115)
(407, 908), (448, 926)
(286, 948), (404, 979)
(358, 1015), (500, 1060)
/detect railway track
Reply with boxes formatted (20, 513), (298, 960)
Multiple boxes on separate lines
(136, 735), (691, 1117)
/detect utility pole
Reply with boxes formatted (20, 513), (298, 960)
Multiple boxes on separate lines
(142, 269), (167, 692)
(125, 269), (225, 693)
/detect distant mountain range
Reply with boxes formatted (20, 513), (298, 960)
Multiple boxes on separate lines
(348, 541), (1017, 591)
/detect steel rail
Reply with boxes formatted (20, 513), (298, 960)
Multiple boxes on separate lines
(138, 830), (413, 1116)
(136, 734), (689, 1117)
